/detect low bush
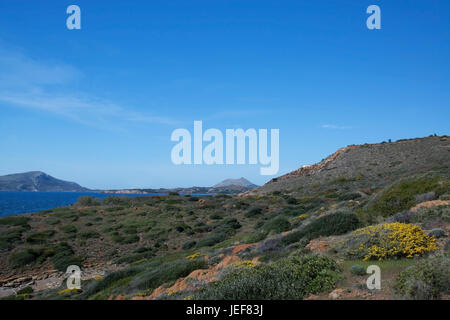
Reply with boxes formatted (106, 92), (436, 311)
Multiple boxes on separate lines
(196, 232), (228, 248)
(262, 216), (291, 234)
(369, 176), (449, 217)
(9, 249), (42, 267)
(209, 213), (223, 220)
(110, 233), (139, 244)
(395, 254), (450, 299)
(50, 242), (83, 271)
(340, 223), (438, 260)
(182, 240), (197, 250)
(85, 267), (143, 297)
(195, 255), (341, 299)
(17, 286), (33, 295)
(78, 230), (100, 240)
(245, 207), (263, 218)
(76, 196), (101, 206)
(0, 228), (26, 250)
(135, 258), (207, 291)
(350, 264), (366, 276)
(338, 193), (361, 201)
(281, 212), (362, 245)
(60, 225), (77, 234)
(103, 196), (130, 206)
(25, 230), (55, 244)
(0, 216), (30, 226)
(412, 205), (450, 224)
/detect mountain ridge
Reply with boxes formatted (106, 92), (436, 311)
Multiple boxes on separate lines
(0, 171), (90, 192)
(245, 135), (450, 195)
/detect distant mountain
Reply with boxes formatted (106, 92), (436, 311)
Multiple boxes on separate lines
(213, 177), (258, 189)
(0, 171), (90, 192)
(101, 178), (258, 195)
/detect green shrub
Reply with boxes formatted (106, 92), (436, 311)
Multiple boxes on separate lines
(350, 264), (366, 276)
(78, 231), (100, 240)
(0, 228), (26, 250)
(60, 225), (77, 234)
(50, 242), (82, 271)
(413, 205), (450, 223)
(0, 216), (30, 226)
(245, 207), (263, 218)
(196, 232), (228, 248)
(103, 196), (130, 206)
(195, 255), (341, 299)
(296, 198), (326, 213)
(338, 193), (362, 201)
(369, 176), (449, 217)
(245, 231), (269, 244)
(25, 230), (55, 244)
(136, 258), (207, 291)
(281, 212), (362, 245)
(17, 286), (33, 295)
(395, 254), (450, 300)
(263, 216), (291, 234)
(221, 218), (241, 230)
(85, 267), (143, 297)
(9, 249), (42, 267)
(286, 197), (297, 205)
(76, 196), (101, 206)
(110, 233), (139, 244)
(209, 213), (223, 220)
(182, 240), (197, 250)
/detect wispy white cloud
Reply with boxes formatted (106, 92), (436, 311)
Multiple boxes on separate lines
(0, 45), (178, 129)
(321, 124), (352, 130)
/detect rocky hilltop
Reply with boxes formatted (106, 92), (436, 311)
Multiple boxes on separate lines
(248, 135), (450, 195)
(0, 171), (90, 192)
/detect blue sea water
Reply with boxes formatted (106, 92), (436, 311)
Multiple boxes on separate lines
(0, 191), (153, 217)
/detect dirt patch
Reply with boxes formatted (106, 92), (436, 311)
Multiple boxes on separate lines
(411, 200), (450, 212)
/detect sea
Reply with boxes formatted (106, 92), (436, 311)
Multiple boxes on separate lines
(0, 191), (161, 217)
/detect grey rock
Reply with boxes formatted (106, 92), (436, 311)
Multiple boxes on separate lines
(427, 228), (446, 238)
(416, 192), (436, 204)
(256, 237), (282, 253)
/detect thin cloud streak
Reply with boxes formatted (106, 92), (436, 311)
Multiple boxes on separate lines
(0, 46), (178, 129)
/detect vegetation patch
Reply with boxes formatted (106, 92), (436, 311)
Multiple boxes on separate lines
(395, 254), (450, 299)
(282, 211), (362, 245)
(195, 255), (341, 300)
(339, 223), (438, 261)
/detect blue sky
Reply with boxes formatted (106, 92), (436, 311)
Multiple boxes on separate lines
(0, 0), (449, 189)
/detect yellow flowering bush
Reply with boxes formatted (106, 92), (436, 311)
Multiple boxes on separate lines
(297, 214), (309, 220)
(186, 252), (202, 260)
(234, 260), (256, 268)
(346, 223), (438, 261)
(58, 288), (82, 295)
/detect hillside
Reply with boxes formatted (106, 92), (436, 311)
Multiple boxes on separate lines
(0, 135), (449, 300)
(249, 136), (450, 195)
(0, 171), (89, 192)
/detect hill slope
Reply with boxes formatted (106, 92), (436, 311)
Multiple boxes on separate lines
(250, 136), (450, 195)
(0, 136), (448, 301)
(0, 171), (89, 192)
